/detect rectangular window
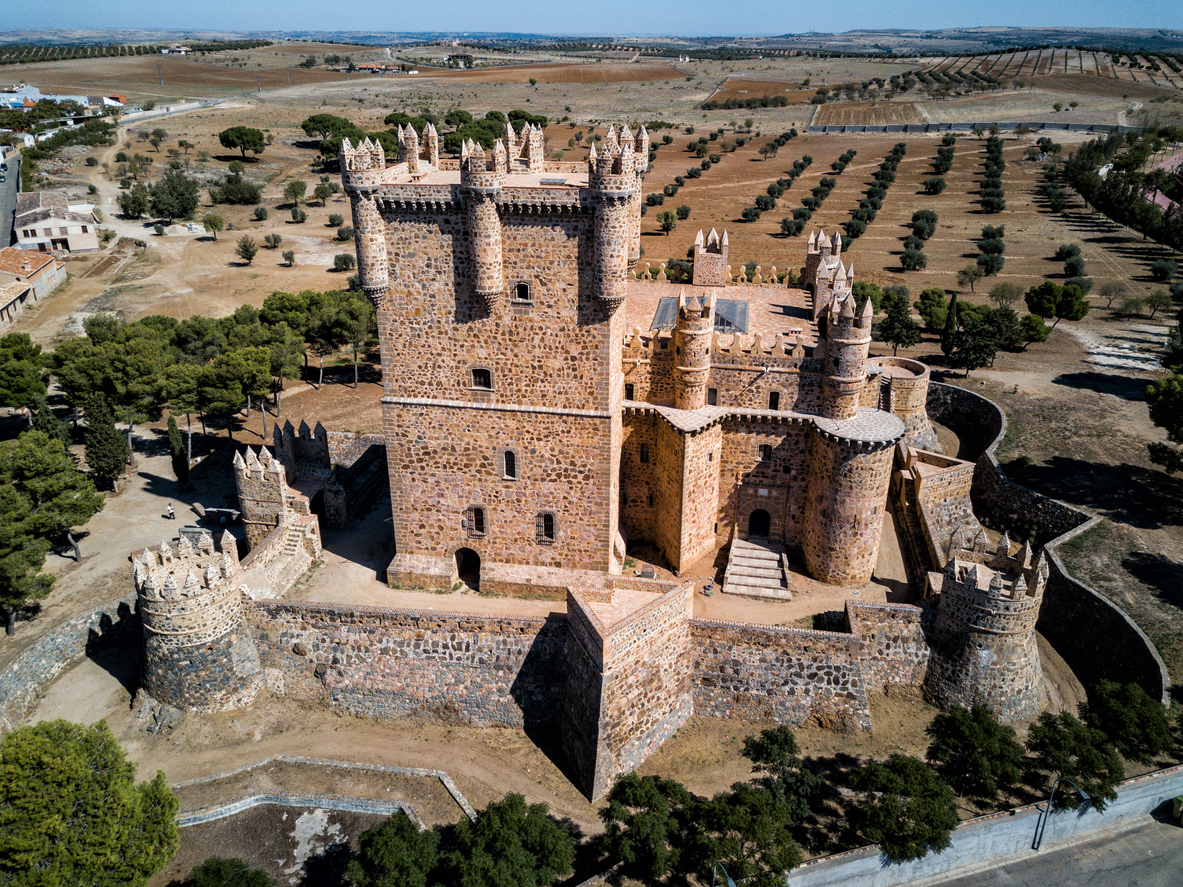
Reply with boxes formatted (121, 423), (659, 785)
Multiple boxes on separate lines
(624, 383), (634, 400)
(471, 368), (492, 390)
(535, 512), (556, 544)
(81, 226), (88, 234)
(759, 444), (773, 462)
(707, 388), (717, 405)
(768, 391), (780, 410)
(502, 450), (518, 480)
(640, 443), (649, 463)
(465, 506), (486, 537)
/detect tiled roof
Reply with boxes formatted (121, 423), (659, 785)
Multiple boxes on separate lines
(0, 247), (55, 277)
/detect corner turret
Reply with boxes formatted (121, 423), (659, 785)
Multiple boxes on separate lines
(587, 124), (641, 310)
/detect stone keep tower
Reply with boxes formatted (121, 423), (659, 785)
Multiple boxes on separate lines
(803, 291), (903, 584)
(133, 530), (262, 712)
(673, 288), (715, 411)
(924, 541), (1049, 723)
(343, 124), (648, 590)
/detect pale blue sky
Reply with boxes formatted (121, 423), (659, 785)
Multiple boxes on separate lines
(7, 0), (1182, 38)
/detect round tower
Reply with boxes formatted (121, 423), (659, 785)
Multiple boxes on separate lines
(674, 289), (714, 410)
(923, 552), (1048, 723)
(866, 357), (940, 452)
(461, 139), (506, 310)
(341, 137), (390, 305)
(819, 293), (873, 421)
(588, 126), (639, 310)
(628, 125), (649, 269)
(134, 530), (262, 712)
(802, 416), (903, 584)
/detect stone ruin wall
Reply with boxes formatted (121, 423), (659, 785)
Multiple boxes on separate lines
(692, 619), (873, 733)
(845, 602), (933, 691)
(247, 603), (568, 727)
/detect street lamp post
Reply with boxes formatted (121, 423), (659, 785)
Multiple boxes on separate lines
(711, 862), (737, 887)
(1032, 775), (1091, 851)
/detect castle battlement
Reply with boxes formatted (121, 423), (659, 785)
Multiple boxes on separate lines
(133, 529), (240, 603)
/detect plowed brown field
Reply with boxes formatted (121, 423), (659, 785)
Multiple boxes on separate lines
(812, 102), (925, 126)
(420, 62), (684, 84)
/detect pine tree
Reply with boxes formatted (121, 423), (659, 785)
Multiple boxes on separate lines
(941, 291), (959, 359)
(84, 396), (130, 486)
(167, 415), (189, 489)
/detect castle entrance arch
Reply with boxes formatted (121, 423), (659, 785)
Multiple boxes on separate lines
(748, 509), (771, 539)
(309, 490), (325, 530)
(455, 548), (481, 591)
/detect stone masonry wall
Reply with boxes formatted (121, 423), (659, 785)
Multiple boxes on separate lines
(718, 417), (811, 545)
(620, 412), (658, 541)
(0, 594), (139, 733)
(679, 426), (723, 569)
(692, 620), (872, 733)
(845, 602), (933, 690)
(927, 382), (1170, 705)
(247, 602), (568, 726)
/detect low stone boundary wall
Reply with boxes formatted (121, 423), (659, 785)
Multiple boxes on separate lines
(806, 121), (1141, 134)
(0, 593), (139, 733)
(786, 764), (1183, 886)
(927, 382), (1170, 705)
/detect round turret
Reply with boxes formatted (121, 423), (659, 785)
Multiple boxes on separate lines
(923, 554), (1048, 722)
(819, 293), (873, 421)
(588, 127), (639, 310)
(461, 140), (506, 309)
(674, 290), (714, 410)
(134, 530), (262, 713)
(866, 357), (939, 451)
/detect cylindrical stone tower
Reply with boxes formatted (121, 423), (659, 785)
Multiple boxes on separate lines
(674, 289), (714, 411)
(819, 294), (873, 421)
(588, 129), (637, 310)
(923, 555), (1048, 723)
(628, 126), (649, 269)
(134, 530), (262, 712)
(341, 138), (390, 305)
(803, 414), (904, 584)
(461, 140), (506, 311)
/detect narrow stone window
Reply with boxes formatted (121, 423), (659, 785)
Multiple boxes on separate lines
(759, 444), (773, 462)
(535, 511), (556, 544)
(768, 391), (780, 410)
(707, 387), (718, 405)
(464, 505), (487, 538)
(624, 383), (634, 400)
(501, 449), (518, 480)
(514, 282), (532, 302)
(640, 443), (649, 463)
(471, 367), (492, 390)
(648, 493), (654, 507)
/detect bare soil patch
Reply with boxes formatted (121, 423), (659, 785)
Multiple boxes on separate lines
(706, 80), (815, 105)
(812, 101), (925, 126)
(421, 63), (684, 84)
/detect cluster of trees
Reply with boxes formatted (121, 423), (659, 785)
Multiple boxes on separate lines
(976, 224), (1007, 277)
(1063, 127), (1183, 251)
(979, 136), (1006, 214)
(762, 156), (810, 236)
(1148, 301), (1183, 473)
(117, 168), (201, 222)
(844, 143), (906, 246)
(923, 133), (956, 194)
(773, 160), (840, 228)
(758, 128), (799, 160)
(1053, 242), (1094, 294)
(901, 210), (938, 271)
(701, 93), (791, 110)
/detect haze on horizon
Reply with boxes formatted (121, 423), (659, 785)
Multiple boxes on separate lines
(5, 0), (1182, 40)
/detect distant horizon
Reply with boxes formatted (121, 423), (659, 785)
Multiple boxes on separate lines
(3, 0), (1181, 41)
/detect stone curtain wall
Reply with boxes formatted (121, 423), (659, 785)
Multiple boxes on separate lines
(927, 382), (1170, 705)
(718, 417), (811, 545)
(0, 594), (139, 733)
(845, 602), (932, 691)
(246, 602), (568, 727)
(620, 411), (658, 541)
(691, 619), (872, 733)
(325, 431), (385, 470)
(679, 426), (723, 568)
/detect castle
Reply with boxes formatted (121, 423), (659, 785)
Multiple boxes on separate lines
(129, 124), (1051, 801)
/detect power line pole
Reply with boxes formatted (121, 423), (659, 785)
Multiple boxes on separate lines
(157, 63), (163, 87)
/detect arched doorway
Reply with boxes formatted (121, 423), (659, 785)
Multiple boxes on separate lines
(748, 509), (771, 539)
(455, 548), (480, 591)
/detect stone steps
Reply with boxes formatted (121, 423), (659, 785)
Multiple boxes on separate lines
(723, 538), (791, 600)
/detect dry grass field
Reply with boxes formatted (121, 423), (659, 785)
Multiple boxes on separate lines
(420, 62), (684, 84)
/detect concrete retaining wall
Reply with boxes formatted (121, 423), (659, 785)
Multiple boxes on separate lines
(787, 764), (1183, 886)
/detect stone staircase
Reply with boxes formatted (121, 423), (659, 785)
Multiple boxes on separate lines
(723, 538), (792, 600)
(895, 473), (934, 588)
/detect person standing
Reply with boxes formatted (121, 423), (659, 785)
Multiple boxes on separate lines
(166, 503), (175, 520)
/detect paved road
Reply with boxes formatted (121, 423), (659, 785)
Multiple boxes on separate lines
(0, 151), (19, 246)
(935, 818), (1183, 886)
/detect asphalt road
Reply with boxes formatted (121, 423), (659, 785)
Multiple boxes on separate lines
(0, 151), (19, 246)
(936, 818), (1183, 886)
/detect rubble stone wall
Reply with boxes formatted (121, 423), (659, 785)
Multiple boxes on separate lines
(845, 602), (933, 690)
